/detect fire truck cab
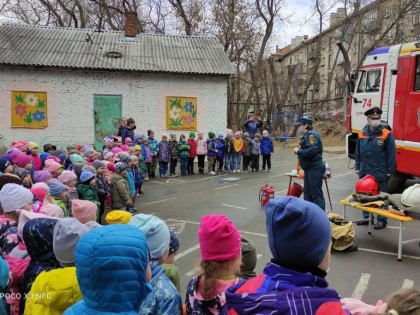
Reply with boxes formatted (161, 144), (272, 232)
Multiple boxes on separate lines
(346, 42), (420, 192)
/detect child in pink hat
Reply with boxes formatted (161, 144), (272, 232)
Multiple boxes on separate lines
(185, 214), (242, 314)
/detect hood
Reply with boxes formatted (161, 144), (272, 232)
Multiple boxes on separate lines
(110, 174), (125, 185)
(75, 224), (150, 313)
(186, 276), (227, 313)
(23, 218), (58, 261)
(225, 263), (348, 315)
(149, 260), (165, 284)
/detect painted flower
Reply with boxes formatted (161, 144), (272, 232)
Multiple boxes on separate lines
(32, 110), (45, 122)
(25, 94), (38, 107)
(169, 107), (182, 120)
(184, 102), (194, 112)
(15, 104), (26, 117)
(183, 114), (193, 126)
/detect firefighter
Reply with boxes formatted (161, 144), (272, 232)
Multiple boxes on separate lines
(355, 107), (396, 229)
(294, 117), (326, 210)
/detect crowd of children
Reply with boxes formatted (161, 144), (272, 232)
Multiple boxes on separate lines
(0, 133), (418, 315)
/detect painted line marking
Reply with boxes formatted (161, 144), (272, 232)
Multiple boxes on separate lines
(222, 203), (247, 210)
(269, 174), (284, 178)
(215, 184), (239, 190)
(332, 171), (354, 179)
(387, 226), (405, 230)
(358, 248), (420, 261)
(174, 244), (200, 261)
(199, 174), (226, 181)
(402, 279), (414, 289)
(140, 197), (176, 206)
(257, 254), (262, 259)
(186, 266), (201, 277)
(352, 273), (371, 300)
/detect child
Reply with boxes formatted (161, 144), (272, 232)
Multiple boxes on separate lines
(163, 229), (181, 292)
(45, 160), (62, 178)
(240, 237), (257, 280)
(71, 199), (98, 224)
(0, 158), (13, 174)
(261, 130), (274, 172)
(143, 139), (152, 181)
(232, 131), (244, 173)
(12, 153), (33, 171)
(242, 132), (253, 172)
(110, 162), (133, 212)
(148, 130), (159, 179)
(16, 168), (32, 189)
(207, 132), (217, 175)
(76, 171), (99, 207)
(49, 180), (70, 217)
(251, 134), (261, 172)
(185, 214), (242, 313)
(130, 155), (143, 197)
(216, 132), (225, 174)
(187, 132), (197, 175)
(28, 142), (41, 171)
(169, 134), (179, 177)
(224, 132), (234, 173)
(159, 134), (170, 178)
(63, 224), (151, 315)
(123, 155), (136, 199)
(58, 170), (78, 216)
(93, 160), (110, 223)
(34, 170), (52, 184)
(196, 132), (207, 175)
(129, 214), (182, 314)
(179, 135), (190, 176)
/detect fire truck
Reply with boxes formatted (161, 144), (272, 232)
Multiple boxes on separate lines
(346, 42), (420, 192)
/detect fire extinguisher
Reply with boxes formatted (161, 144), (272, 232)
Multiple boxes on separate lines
(259, 185), (275, 207)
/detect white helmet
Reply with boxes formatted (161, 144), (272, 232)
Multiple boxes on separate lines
(401, 184), (420, 208)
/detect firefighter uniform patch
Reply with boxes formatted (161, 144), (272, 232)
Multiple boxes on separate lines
(377, 139), (384, 146)
(309, 135), (316, 145)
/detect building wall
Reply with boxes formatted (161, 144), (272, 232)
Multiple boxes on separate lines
(0, 68), (228, 148)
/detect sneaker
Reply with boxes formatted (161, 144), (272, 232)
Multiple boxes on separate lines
(268, 169), (271, 172)
(232, 170), (237, 173)
(374, 221), (387, 230)
(237, 170), (241, 173)
(209, 171), (216, 175)
(262, 169), (265, 172)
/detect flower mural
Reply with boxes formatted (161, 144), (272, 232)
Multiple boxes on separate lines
(14, 104), (26, 117)
(25, 94), (38, 107)
(166, 97), (197, 130)
(33, 110), (45, 122)
(12, 91), (47, 128)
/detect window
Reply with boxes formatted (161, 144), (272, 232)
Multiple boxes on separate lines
(357, 69), (382, 93)
(414, 56), (420, 91)
(385, 6), (392, 18)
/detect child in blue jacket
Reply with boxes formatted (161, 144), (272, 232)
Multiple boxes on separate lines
(216, 132), (225, 174)
(207, 132), (217, 175)
(261, 130), (274, 172)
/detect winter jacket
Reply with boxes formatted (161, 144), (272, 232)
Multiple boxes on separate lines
(131, 166), (143, 187)
(159, 141), (171, 162)
(207, 139), (217, 157)
(243, 140), (253, 156)
(0, 257), (8, 315)
(95, 174), (110, 197)
(25, 267), (82, 315)
(252, 140), (261, 155)
(163, 264), (180, 292)
(261, 137), (274, 155)
(216, 139), (225, 158)
(144, 145), (152, 163)
(52, 196), (69, 217)
(179, 141), (191, 159)
(111, 174), (131, 209)
(0, 216), (19, 259)
(196, 139), (207, 155)
(138, 260), (182, 315)
(187, 139), (197, 158)
(64, 224), (151, 315)
(223, 138), (234, 154)
(233, 138), (244, 153)
(149, 138), (159, 155)
(76, 184), (99, 207)
(297, 130), (324, 170)
(243, 119), (262, 139)
(126, 168), (136, 197)
(31, 154), (42, 171)
(225, 263), (351, 315)
(121, 127), (135, 144)
(169, 140), (179, 159)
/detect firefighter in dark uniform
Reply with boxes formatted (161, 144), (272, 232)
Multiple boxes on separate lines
(294, 117), (326, 210)
(355, 107), (396, 229)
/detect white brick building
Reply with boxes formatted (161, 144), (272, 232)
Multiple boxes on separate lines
(0, 23), (234, 149)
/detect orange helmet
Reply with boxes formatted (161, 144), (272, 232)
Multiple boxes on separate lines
(356, 175), (379, 196)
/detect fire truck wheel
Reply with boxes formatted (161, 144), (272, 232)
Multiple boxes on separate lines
(388, 172), (407, 194)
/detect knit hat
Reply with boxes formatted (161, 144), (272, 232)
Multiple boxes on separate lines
(13, 141), (27, 152)
(189, 132), (195, 138)
(49, 180), (67, 197)
(40, 202), (64, 218)
(46, 156), (62, 164)
(169, 229), (179, 255)
(125, 137), (133, 144)
(226, 129), (233, 135)
(120, 145), (128, 151)
(217, 132), (224, 138)
(31, 188), (47, 202)
(115, 162), (128, 174)
(17, 210), (50, 238)
(15, 168), (29, 181)
(170, 134), (176, 139)
(107, 163), (116, 172)
(254, 134), (261, 139)
(129, 214), (170, 259)
(240, 237), (257, 279)
(263, 130), (269, 136)
(130, 155), (138, 163)
(82, 165), (96, 175)
(93, 160), (105, 169)
(208, 132), (215, 139)
(69, 154), (86, 165)
(104, 152), (114, 160)
(28, 142), (38, 150)
(0, 158), (11, 173)
(83, 148), (94, 158)
(58, 153), (67, 163)
(198, 215), (241, 261)
(235, 131), (242, 137)
(111, 147), (122, 155)
(53, 218), (90, 266)
(32, 182), (49, 194)
(80, 171), (95, 183)
(45, 160), (61, 174)
(0, 183), (33, 213)
(134, 134), (143, 141)
(67, 144), (77, 152)
(72, 199), (97, 224)
(12, 153), (32, 168)
(105, 210), (132, 224)
(0, 174), (21, 191)
(134, 145), (141, 152)
(43, 143), (56, 152)
(58, 170), (77, 184)
(243, 132), (249, 138)
(265, 196), (331, 267)
(34, 170), (51, 183)
(103, 137), (114, 146)
(40, 152), (51, 163)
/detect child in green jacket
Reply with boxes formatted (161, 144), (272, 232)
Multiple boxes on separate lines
(178, 135), (190, 176)
(76, 171), (100, 207)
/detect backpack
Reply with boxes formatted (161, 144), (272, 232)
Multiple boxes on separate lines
(327, 213), (356, 251)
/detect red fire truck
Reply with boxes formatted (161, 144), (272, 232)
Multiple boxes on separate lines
(346, 42), (420, 192)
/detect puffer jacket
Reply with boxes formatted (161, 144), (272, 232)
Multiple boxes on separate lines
(64, 224), (151, 315)
(0, 216), (19, 259)
(178, 141), (191, 159)
(187, 139), (197, 158)
(110, 174), (131, 209)
(159, 141), (170, 162)
(207, 139), (217, 157)
(149, 138), (159, 155)
(76, 184), (99, 207)
(196, 138), (207, 155)
(25, 267), (82, 315)
(216, 139), (224, 158)
(139, 260), (182, 315)
(260, 137), (274, 155)
(243, 140), (253, 156)
(0, 257), (9, 315)
(169, 140), (179, 159)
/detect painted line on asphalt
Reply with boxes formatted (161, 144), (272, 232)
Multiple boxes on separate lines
(215, 184), (239, 190)
(358, 248), (420, 260)
(140, 197), (176, 206)
(257, 254), (262, 259)
(402, 279), (414, 289)
(222, 203), (247, 210)
(332, 171), (354, 179)
(174, 244), (200, 261)
(268, 174), (284, 178)
(186, 266), (201, 277)
(199, 174), (226, 181)
(352, 273), (371, 300)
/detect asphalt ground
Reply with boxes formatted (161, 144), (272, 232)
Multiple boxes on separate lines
(134, 150), (420, 305)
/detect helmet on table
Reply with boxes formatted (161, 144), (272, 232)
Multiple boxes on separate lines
(355, 175), (379, 196)
(401, 184), (420, 208)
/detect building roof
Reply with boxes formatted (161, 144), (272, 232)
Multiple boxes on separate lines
(0, 23), (235, 75)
